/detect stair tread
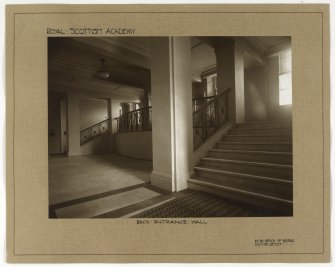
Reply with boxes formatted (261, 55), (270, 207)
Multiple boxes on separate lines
(236, 120), (292, 125)
(231, 127), (292, 131)
(219, 141), (292, 145)
(194, 166), (292, 184)
(210, 148), (292, 155)
(202, 157), (292, 168)
(194, 121), (293, 211)
(224, 134), (292, 137)
(188, 178), (292, 204)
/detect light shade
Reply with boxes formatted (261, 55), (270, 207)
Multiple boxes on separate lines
(97, 58), (110, 79)
(97, 71), (110, 79)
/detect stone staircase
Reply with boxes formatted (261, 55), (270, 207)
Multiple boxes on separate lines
(188, 121), (293, 216)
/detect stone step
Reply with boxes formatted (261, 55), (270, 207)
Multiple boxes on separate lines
(236, 121), (292, 129)
(194, 167), (292, 200)
(188, 178), (293, 215)
(223, 134), (292, 142)
(209, 149), (292, 165)
(201, 158), (292, 180)
(229, 127), (292, 136)
(217, 141), (292, 152)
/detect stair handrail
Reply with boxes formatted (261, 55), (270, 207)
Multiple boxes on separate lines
(192, 94), (217, 102)
(192, 95), (217, 112)
(193, 88), (231, 150)
(80, 118), (110, 145)
(193, 89), (230, 115)
(116, 106), (152, 133)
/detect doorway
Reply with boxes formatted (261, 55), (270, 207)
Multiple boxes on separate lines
(60, 97), (68, 155)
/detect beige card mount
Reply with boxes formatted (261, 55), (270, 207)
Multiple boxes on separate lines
(6, 4), (330, 263)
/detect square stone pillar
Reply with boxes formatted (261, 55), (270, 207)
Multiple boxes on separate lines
(150, 37), (193, 192)
(107, 99), (121, 152)
(142, 75), (151, 108)
(67, 94), (81, 156)
(214, 38), (245, 124)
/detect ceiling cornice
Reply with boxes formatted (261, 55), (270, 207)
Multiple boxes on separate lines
(199, 65), (216, 78)
(49, 82), (142, 102)
(235, 38), (266, 66)
(265, 41), (291, 57)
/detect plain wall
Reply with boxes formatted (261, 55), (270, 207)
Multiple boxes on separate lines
(81, 134), (111, 155)
(67, 94), (81, 156)
(79, 96), (110, 155)
(244, 66), (268, 122)
(234, 45), (245, 123)
(115, 131), (152, 160)
(48, 92), (63, 155)
(79, 97), (109, 130)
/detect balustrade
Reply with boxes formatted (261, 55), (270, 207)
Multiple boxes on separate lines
(116, 106), (152, 133)
(80, 119), (109, 145)
(193, 89), (230, 150)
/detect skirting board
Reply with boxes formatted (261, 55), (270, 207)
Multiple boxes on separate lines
(151, 170), (193, 192)
(151, 170), (173, 192)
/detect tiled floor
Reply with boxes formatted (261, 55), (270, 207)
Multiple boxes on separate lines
(49, 153), (153, 205)
(56, 187), (161, 218)
(49, 153), (274, 218)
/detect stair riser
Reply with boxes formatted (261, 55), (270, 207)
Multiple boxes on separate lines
(188, 182), (293, 216)
(209, 151), (292, 165)
(195, 170), (292, 199)
(201, 160), (292, 180)
(223, 135), (292, 142)
(229, 128), (292, 135)
(236, 122), (292, 129)
(217, 143), (292, 152)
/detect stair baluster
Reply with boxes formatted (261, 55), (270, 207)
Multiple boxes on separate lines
(80, 119), (110, 145)
(193, 89), (231, 150)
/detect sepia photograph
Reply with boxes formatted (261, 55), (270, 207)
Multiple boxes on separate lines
(48, 36), (293, 219)
(5, 3), (330, 263)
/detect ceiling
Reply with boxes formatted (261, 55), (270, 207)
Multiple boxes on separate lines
(191, 37), (216, 80)
(189, 36), (291, 72)
(48, 37), (150, 102)
(48, 36), (290, 100)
